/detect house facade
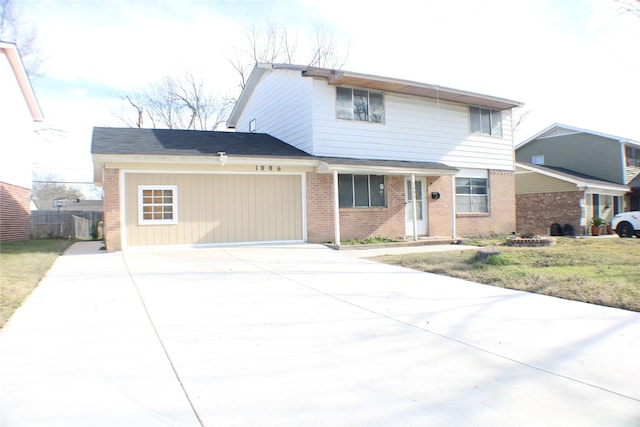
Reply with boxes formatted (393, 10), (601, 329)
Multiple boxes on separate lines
(94, 64), (522, 251)
(0, 42), (44, 242)
(515, 124), (638, 235)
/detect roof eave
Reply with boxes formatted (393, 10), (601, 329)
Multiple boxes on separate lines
(0, 41), (44, 122)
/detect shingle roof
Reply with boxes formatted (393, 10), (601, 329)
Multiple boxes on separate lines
(91, 127), (313, 158)
(517, 162), (630, 191)
(317, 156), (458, 173)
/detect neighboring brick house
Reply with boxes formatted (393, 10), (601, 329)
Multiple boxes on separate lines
(93, 64), (522, 251)
(0, 42), (44, 242)
(515, 124), (637, 236)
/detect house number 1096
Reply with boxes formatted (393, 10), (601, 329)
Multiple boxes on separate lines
(256, 165), (282, 172)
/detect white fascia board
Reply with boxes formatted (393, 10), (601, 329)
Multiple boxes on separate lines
(226, 64), (271, 128)
(317, 162), (458, 176)
(0, 42), (44, 121)
(515, 162), (629, 193)
(94, 153), (319, 168)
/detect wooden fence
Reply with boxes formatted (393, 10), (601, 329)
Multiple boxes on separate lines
(31, 211), (104, 240)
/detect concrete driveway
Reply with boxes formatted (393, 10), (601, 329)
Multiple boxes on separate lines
(1, 243), (639, 426)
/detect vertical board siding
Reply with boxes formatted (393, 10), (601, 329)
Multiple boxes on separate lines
(124, 173), (303, 246)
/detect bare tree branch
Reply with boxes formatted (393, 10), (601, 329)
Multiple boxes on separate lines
(0, 0), (44, 77)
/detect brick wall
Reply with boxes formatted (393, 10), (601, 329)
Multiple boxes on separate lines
(306, 173), (335, 243)
(0, 182), (31, 241)
(103, 168), (121, 251)
(339, 175), (405, 241)
(456, 170), (516, 236)
(516, 190), (584, 236)
(426, 175), (453, 237)
(306, 173), (405, 243)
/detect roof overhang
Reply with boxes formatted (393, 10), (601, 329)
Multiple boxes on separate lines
(0, 41), (43, 122)
(227, 63), (523, 128)
(316, 157), (459, 176)
(516, 162), (630, 194)
(516, 123), (640, 150)
(303, 67), (523, 111)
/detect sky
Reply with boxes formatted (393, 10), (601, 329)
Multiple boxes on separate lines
(17, 0), (640, 195)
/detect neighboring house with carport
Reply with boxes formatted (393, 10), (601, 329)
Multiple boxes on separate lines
(515, 124), (638, 235)
(93, 64), (522, 251)
(0, 41), (44, 241)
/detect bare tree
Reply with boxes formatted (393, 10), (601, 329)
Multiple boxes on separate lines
(614, 0), (640, 17)
(0, 0), (43, 77)
(32, 172), (84, 202)
(116, 70), (232, 130)
(228, 21), (350, 90)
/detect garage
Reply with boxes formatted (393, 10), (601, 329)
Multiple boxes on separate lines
(123, 172), (304, 247)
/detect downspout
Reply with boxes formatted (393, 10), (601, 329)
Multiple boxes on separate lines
(411, 174), (418, 241)
(451, 176), (457, 239)
(332, 169), (341, 246)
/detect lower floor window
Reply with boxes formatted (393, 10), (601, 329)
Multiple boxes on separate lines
(456, 177), (488, 213)
(338, 174), (386, 207)
(139, 185), (178, 224)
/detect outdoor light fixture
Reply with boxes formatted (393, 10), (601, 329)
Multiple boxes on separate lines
(431, 192), (441, 200)
(218, 152), (228, 166)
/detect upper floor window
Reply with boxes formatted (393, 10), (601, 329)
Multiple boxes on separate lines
(338, 174), (386, 207)
(531, 155), (545, 165)
(336, 87), (384, 123)
(626, 146), (640, 168)
(470, 106), (502, 137)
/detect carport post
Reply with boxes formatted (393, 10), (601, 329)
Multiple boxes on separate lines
(333, 169), (341, 246)
(451, 176), (457, 238)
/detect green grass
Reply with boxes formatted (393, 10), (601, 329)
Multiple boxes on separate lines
(341, 236), (399, 245)
(374, 237), (640, 312)
(0, 239), (73, 326)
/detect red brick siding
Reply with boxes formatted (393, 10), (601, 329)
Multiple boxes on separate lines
(103, 169), (121, 251)
(426, 176), (454, 237)
(306, 174), (404, 243)
(0, 182), (31, 241)
(456, 170), (516, 237)
(516, 190), (584, 236)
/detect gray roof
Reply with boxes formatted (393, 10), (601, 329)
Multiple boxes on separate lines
(517, 162), (630, 191)
(628, 173), (640, 189)
(91, 127), (313, 158)
(317, 156), (458, 172)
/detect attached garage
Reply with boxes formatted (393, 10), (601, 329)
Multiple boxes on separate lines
(92, 127), (316, 251)
(123, 172), (304, 247)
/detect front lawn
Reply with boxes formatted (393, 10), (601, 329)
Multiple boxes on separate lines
(374, 237), (640, 312)
(0, 239), (73, 327)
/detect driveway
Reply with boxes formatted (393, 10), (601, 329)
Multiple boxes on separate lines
(1, 243), (639, 426)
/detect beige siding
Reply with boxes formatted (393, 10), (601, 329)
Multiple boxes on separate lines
(515, 171), (576, 194)
(124, 173), (303, 246)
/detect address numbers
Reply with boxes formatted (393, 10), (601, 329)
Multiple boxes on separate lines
(255, 165), (282, 172)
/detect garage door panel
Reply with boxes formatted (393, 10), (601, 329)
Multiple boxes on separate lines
(125, 173), (303, 246)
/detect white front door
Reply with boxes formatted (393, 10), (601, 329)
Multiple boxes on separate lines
(405, 177), (426, 236)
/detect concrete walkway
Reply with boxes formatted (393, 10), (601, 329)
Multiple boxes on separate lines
(1, 242), (639, 426)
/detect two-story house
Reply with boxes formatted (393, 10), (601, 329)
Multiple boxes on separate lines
(0, 41), (44, 241)
(514, 124), (637, 236)
(92, 64), (522, 251)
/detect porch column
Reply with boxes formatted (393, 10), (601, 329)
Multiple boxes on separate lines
(450, 176), (457, 239)
(411, 174), (418, 241)
(332, 169), (341, 246)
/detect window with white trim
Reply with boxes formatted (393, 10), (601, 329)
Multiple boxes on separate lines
(336, 87), (384, 123)
(338, 174), (386, 207)
(139, 185), (178, 224)
(456, 177), (488, 213)
(469, 106), (502, 137)
(531, 155), (545, 165)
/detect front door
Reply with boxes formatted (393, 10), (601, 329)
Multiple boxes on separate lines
(405, 177), (426, 236)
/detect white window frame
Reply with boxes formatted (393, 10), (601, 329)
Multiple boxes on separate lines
(469, 106), (502, 137)
(455, 170), (489, 214)
(138, 185), (178, 225)
(531, 155), (545, 165)
(336, 87), (385, 123)
(338, 174), (386, 208)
